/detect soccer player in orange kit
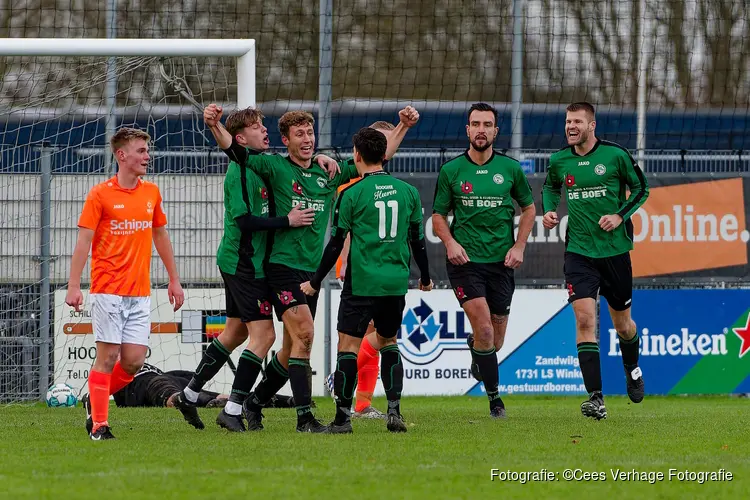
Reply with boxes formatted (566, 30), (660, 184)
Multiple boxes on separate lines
(65, 127), (185, 440)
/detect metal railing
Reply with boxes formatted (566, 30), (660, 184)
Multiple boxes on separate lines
(2, 146), (750, 174)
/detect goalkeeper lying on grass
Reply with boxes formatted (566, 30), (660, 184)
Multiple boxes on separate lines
(82, 363), (299, 410)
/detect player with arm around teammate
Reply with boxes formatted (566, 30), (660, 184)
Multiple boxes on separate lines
(208, 107), (418, 433)
(172, 106), (316, 432)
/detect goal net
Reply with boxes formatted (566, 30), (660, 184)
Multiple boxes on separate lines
(0, 42), (280, 402)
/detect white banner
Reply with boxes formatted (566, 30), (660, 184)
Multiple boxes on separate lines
(53, 288), (328, 397)
(329, 289), (570, 396)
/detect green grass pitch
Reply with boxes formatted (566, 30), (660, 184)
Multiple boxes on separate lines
(1, 396), (747, 499)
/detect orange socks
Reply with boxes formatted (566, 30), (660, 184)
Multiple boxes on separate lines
(88, 370), (111, 432)
(355, 338), (380, 412)
(109, 361), (134, 395)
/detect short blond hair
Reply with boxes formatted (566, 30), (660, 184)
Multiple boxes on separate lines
(110, 127), (150, 152)
(369, 121), (395, 131)
(225, 107), (265, 136)
(278, 111), (315, 138)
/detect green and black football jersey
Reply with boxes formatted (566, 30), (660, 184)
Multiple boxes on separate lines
(432, 150), (534, 263)
(542, 140), (650, 258)
(243, 154), (358, 271)
(332, 171), (423, 296)
(216, 162), (269, 277)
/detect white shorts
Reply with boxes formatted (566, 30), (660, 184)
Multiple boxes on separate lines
(91, 294), (151, 346)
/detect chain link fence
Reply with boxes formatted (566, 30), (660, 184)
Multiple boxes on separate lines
(2, 147), (748, 402)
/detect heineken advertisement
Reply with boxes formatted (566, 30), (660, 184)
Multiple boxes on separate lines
(600, 290), (750, 395)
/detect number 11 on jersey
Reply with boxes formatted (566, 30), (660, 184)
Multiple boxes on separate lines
(375, 200), (398, 239)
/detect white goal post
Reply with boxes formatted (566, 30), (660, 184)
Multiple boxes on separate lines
(0, 38), (256, 108)
(0, 38), (257, 402)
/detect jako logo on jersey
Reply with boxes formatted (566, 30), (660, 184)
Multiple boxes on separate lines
(607, 327), (729, 357)
(595, 164), (607, 175)
(397, 299), (470, 365)
(292, 181), (303, 196)
(260, 187), (268, 199)
(113, 204), (124, 209)
(317, 177), (327, 188)
(578, 161), (590, 166)
(476, 169), (488, 174)
(109, 219), (153, 232)
(493, 174), (504, 184)
(460, 181), (473, 194)
(565, 174), (575, 187)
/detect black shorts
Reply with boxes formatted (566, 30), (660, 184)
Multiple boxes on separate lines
(337, 291), (406, 339)
(446, 261), (514, 316)
(266, 262), (319, 321)
(564, 251), (633, 311)
(221, 271), (274, 323)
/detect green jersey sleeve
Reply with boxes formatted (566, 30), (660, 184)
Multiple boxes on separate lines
(331, 189), (353, 239)
(542, 161), (563, 213)
(224, 165), (252, 219)
(243, 154), (276, 182)
(616, 151), (650, 221)
(335, 160), (359, 187)
(432, 166), (453, 215)
(330, 159), (358, 188)
(511, 163), (534, 208)
(408, 186), (425, 240)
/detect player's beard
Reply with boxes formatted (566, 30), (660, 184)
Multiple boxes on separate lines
(470, 136), (494, 152)
(568, 128), (589, 146)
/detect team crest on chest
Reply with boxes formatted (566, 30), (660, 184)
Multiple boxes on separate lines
(594, 164), (606, 175)
(146, 200), (153, 214)
(493, 174), (504, 185)
(316, 177), (327, 188)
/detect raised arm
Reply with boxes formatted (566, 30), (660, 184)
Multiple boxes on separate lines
(384, 106), (420, 160)
(204, 103), (260, 168)
(204, 104), (232, 150)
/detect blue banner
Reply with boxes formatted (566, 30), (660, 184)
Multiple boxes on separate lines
(600, 289), (750, 395)
(466, 304), (585, 396)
